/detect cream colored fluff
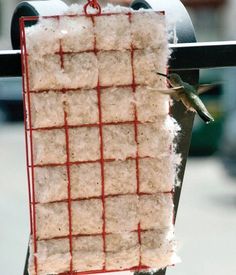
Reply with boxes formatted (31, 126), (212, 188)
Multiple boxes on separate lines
(24, 4), (180, 274)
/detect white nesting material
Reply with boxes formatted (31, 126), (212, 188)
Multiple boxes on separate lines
(64, 4), (85, 15)
(104, 159), (136, 195)
(95, 14), (131, 51)
(137, 121), (173, 158)
(141, 229), (179, 269)
(30, 91), (65, 128)
(133, 49), (168, 87)
(101, 87), (134, 122)
(34, 166), (68, 203)
(25, 18), (59, 56)
(103, 124), (137, 160)
(135, 86), (169, 122)
(69, 127), (100, 162)
(70, 162), (101, 199)
(105, 195), (139, 233)
(65, 90), (99, 125)
(28, 238), (70, 275)
(29, 52), (98, 91)
(131, 12), (167, 49)
(72, 199), (103, 234)
(36, 202), (69, 240)
(73, 236), (104, 271)
(98, 51), (132, 86)
(24, 6), (179, 274)
(102, 3), (130, 14)
(32, 129), (66, 165)
(139, 157), (175, 193)
(59, 16), (94, 52)
(63, 53), (98, 89)
(139, 194), (173, 230)
(28, 55), (63, 91)
(106, 232), (139, 270)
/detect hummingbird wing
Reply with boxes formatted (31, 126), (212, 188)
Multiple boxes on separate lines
(197, 84), (216, 95)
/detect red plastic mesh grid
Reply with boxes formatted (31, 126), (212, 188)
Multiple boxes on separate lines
(20, 9), (173, 275)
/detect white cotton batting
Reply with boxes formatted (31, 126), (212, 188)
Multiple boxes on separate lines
(104, 159), (136, 195)
(72, 235), (104, 271)
(141, 229), (180, 269)
(62, 53), (98, 89)
(28, 55), (63, 91)
(133, 49), (169, 87)
(72, 199), (103, 235)
(135, 86), (169, 122)
(65, 89), (99, 125)
(30, 91), (65, 128)
(105, 232), (139, 270)
(25, 18), (60, 56)
(95, 14), (131, 51)
(131, 12), (168, 50)
(139, 156), (175, 193)
(35, 202), (69, 240)
(139, 194), (173, 230)
(105, 195), (139, 233)
(28, 238), (71, 275)
(101, 87), (134, 123)
(103, 124), (137, 160)
(98, 51), (132, 86)
(32, 129), (66, 165)
(59, 16), (94, 52)
(70, 162), (101, 199)
(23, 4), (181, 274)
(34, 166), (68, 203)
(137, 121), (173, 158)
(69, 127), (100, 162)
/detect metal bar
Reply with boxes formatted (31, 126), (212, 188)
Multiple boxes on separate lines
(0, 50), (21, 77)
(169, 41), (236, 70)
(1, 41), (236, 77)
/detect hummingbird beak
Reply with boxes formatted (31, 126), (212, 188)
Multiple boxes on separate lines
(156, 72), (170, 79)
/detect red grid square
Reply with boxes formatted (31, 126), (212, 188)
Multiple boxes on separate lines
(20, 10), (173, 275)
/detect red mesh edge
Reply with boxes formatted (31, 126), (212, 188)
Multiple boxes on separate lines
(20, 10), (174, 275)
(20, 17), (38, 275)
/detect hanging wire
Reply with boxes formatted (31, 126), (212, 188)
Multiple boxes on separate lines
(84, 0), (101, 16)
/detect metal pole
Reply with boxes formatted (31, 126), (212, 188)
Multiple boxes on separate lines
(2, 41), (236, 77)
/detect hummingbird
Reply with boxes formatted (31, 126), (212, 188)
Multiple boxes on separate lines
(156, 72), (214, 123)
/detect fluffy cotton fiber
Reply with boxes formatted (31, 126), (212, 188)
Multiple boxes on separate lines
(32, 129), (66, 165)
(23, 4), (180, 275)
(106, 232), (139, 270)
(101, 87), (134, 122)
(72, 235), (104, 271)
(28, 238), (71, 275)
(34, 166), (68, 203)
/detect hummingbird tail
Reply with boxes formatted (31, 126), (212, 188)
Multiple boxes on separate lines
(197, 110), (214, 124)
